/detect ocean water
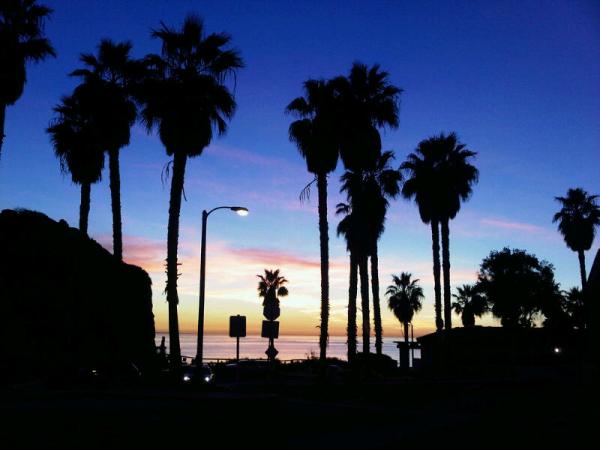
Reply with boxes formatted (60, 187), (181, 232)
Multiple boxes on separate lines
(156, 333), (421, 363)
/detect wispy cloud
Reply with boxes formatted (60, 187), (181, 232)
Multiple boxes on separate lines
(481, 218), (546, 234)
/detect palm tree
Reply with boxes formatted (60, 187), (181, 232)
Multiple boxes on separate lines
(0, 0), (55, 157)
(435, 133), (478, 330)
(136, 15), (243, 366)
(402, 133), (478, 331)
(401, 142), (443, 331)
(47, 93), (104, 234)
(364, 151), (401, 355)
(257, 269), (288, 361)
(70, 40), (141, 260)
(386, 272), (423, 356)
(553, 188), (600, 288)
(452, 284), (487, 327)
(286, 79), (339, 361)
(336, 202), (358, 361)
(333, 62), (402, 355)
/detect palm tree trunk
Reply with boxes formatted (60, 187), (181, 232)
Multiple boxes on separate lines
(0, 103), (5, 159)
(348, 252), (358, 362)
(431, 219), (443, 331)
(79, 182), (91, 235)
(317, 172), (329, 362)
(108, 147), (123, 260)
(166, 151), (186, 367)
(359, 254), (371, 354)
(441, 217), (452, 329)
(371, 245), (383, 355)
(578, 249), (587, 289)
(403, 321), (410, 368)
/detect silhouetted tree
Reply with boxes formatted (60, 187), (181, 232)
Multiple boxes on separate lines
(553, 188), (600, 289)
(386, 273), (423, 346)
(402, 133), (478, 331)
(364, 151), (401, 354)
(451, 284), (487, 327)
(333, 62), (401, 355)
(476, 248), (562, 327)
(71, 40), (141, 260)
(543, 287), (587, 330)
(401, 142), (443, 331)
(136, 15), (243, 366)
(0, 0), (55, 157)
(47, 93), (104, 234)
(336, 202), (358, 361)
(287, 79), (339, 361)
(258, 269), (288, 361)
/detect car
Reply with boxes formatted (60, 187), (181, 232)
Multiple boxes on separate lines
(182, 364), (214, 384)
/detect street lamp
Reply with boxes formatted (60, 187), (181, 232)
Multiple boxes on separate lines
(196, 206), (249, 364)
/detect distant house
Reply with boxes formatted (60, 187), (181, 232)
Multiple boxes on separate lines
(417, 326), (585, 373)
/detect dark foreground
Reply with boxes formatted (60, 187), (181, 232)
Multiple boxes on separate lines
(0, 368), (592, 450)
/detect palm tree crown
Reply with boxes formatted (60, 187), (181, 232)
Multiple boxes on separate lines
(452, 284), (488, 327)
(553, 187), (600, 288)
(386, 273), (424, 326)
(138, 15), (243, 156)
(1, 0), (55, 157)
(553, 188), (600, 254)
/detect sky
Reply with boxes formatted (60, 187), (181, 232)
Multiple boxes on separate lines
(1, 0), (599, 338)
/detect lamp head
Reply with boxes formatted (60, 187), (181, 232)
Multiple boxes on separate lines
(231, 206), (249, 216)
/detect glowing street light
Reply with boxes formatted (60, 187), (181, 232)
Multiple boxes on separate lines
(196, 206), (249, 364)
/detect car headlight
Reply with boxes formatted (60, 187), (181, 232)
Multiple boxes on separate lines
(183, 375), (191, 382)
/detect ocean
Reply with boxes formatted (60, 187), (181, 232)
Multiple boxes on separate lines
(155, 333), (421, 364)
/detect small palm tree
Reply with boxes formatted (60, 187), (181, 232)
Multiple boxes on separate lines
(47, 93), (104, 234)
(386, 273), (424, 346)
(452, 284), (487, 327)
(553, 188), (600, 288)
(258, 269), (288, 361)
(287, 79), (339, 362)
(71, 40), (141, 260)
(1, 0), (55, 157)
(136, 15), (243, 366)
(336, 202), (359, 361)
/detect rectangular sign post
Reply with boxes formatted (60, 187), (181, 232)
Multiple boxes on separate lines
(229, 315), (246, 362)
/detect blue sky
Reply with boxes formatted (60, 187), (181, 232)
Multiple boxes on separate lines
(1, 0), (599, 336)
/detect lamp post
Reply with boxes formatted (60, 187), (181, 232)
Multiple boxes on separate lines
(196, 206), (248, 364)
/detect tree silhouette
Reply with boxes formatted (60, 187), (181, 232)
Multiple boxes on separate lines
(476, 248), (562, 328)
(336, 202), (358, 361)
(386, 273), (423, 348)
(47, 92), (104, 234)
(553, 188), (600, 289)
(0, 0), (55, 158)
(287, 79), (339, 361)
(333, 62), (401, 355)
(257, 269), (289, 320)
(136, 15), (243, 366)
(71, 40), (141, 260)
(451, 284), (487, 327)
(363, 151), (401, 354)
(402, 133), (478, 331)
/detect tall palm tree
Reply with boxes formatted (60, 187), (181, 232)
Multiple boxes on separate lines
(70, 40), (141, 260)
(435, 133), (478, 330)
(47, 93), (104, 234)
(402, 133), (478, 331)
(136, 15), (243, 366)
(286, 79), (339, 361)
(386, 272), (423, 346)
(401, 142), (443, 331)
(336, 202), (358, 361)
(0, 0), (55, 158)
(363, 151), (401, 355)
(553, 188), (600, 288)
(334, 62), (401, 355)
(452, 284), (487, 327)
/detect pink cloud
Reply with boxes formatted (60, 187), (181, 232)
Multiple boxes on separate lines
(481, 218), (546, 233)
(228, 246), (345, 270)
